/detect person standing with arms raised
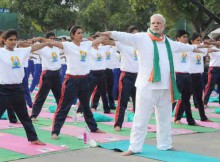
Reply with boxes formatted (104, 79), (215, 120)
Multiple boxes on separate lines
(97, 14), (205, 156)
(48, 26), (105, 139)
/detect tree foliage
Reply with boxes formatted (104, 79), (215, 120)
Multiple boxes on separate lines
(10, 0), (78, 32)
(76, 0), (156, 33)
(129, 0), (220, 37)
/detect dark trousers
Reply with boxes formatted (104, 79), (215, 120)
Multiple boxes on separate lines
(23, 67), (33, 108)
(204, 67), (220, 105)
(0, 84), (38, 141)
(113, 68), (121, 100)
(30, 64), (42, 92)
(78, 70), (110, 113)
(60, 64), (67, 83)
(92, 69), (115, 109)
(174, 73), (196, 125)
(191, 73), (208, 121)
(31, 70), (62, 118)
(27, 60), (35, 78)
(114, 71), (137, 128)
(52, 75), (98, 135)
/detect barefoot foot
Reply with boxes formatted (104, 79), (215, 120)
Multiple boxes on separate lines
(51, 134), (59, 140)
(114, 126), (121, 132)
(122, 150), (134, 156)
(31, 139), (46, 145)
(174, 120), (182, 124)
(94, 129), (105, 133)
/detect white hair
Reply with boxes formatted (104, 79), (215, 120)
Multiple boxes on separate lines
(150, 14), (166, 24)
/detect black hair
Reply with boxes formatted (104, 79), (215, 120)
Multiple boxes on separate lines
(45, 31), (55, 38)
(189, 33), (201, 44)
(62, 37), (67, 41)
(176, 29), (189, 39)
(69, 25), (82, 40)
(126, 25), (138, 33)
(2, 29), (18, 40)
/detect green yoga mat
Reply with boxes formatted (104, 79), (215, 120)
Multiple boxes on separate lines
(99, 140), (220, 162)
(66, 121), (156, 138)
(148, 115), (217, 133)
(0, 148), (28, 162)
(209, 95), (219, 102)
(1, 128), (85, 150)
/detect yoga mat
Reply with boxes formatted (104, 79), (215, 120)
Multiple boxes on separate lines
(98, 112), (116, 118)
(0, 132), (67, 155)
(180, 119), (220, 129)
(207, 113), (220, 118)
(191, 107), (215, 113)
(38, 111), (84, 122)
(171, 122), (218, 133)
(1, 127), (86, 150)
(0, 120), (23, 130)
(0, 148), (28, 162)
(101, 122), (195, 135)
(41, 125), (129, 143)
(99, 140), (220, 162)
(67, 122), (156, 138)
(208, 102), (219, 107)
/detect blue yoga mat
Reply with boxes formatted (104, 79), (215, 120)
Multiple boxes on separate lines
(99, 140), (220, 162)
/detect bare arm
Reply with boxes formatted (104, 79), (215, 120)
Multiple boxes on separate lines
(48, 41), (64, 49)
(30, 42), (49, 53)
(91, 36), (108, 47)
(102, 39), (115, 46)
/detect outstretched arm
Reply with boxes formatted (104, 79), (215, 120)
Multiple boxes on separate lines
(30, 42), (49, 53)
(91, 36), (108, 47)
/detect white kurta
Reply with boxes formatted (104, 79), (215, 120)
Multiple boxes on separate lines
(110, 31), (196, 152)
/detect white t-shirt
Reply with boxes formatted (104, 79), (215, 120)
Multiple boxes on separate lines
(209, 46), (220, 67)
(105, 46), (120, 69)
(31, 54), (42, 64)
(0, 47), (31, 84)
(62, 41), (92, 75)
(115, 42), (138, 73)
(188, 49), (207, 73)
(111, 31), (195, 89)
(89, 45), (110, 71)
(173, 52), (190, 73)
(35, 46), (61, 71)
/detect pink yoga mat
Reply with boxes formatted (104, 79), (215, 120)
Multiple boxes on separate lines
(208, 102), (219, 107)
(191, 107), (215, 113)
(39, 111), (85, 122)
(0, 133), (66, 155)
(41, 125), (129, 143)
(180, 118), (220, 129)
(206, 113), (220, 118)
(0, 120), (23, 130)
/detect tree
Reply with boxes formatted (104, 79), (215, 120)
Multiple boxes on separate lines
(76, 0), (156, 33)
(129, 0), (220, 38)
(10, 0), (79, 32)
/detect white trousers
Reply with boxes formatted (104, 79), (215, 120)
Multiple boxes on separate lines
(129, 88), (172, 152)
